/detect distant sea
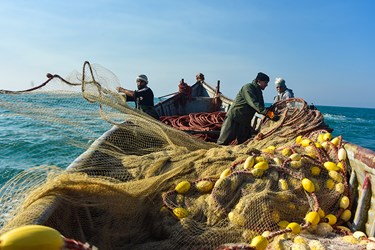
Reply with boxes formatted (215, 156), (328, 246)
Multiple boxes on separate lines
(1, 95), (374, 186)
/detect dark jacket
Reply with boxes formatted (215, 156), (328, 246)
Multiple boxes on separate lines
(126, 87), (159, 120)
(226, 80), (266, 125)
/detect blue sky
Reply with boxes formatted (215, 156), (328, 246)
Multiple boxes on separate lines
(0, 0), (374, 108)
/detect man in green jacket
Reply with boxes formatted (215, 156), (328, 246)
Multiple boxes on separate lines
(217, 72), (270, 145)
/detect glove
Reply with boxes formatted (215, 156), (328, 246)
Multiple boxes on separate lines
(272, 114), (280, 121)
(266, 110), (280, 121)
(266, 110), (275, 119)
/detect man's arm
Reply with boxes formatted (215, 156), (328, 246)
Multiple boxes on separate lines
(117, 87), (135, 97)
(243, 85), (266, 114)
(116, 87), (136, 102)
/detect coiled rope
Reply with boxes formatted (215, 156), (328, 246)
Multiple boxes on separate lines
(160, 111), (226, 142)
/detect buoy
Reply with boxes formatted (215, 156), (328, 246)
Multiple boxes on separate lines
(175, 180), (191, 194)
(220, 168), (232, 178)
(340, 196), (350, 209)
(324, 161), (340, 171)
(310, 166), (321, 176)
(277, 220), (289, 229)
(305, 211), (320, 226)
(273, 157), (282, 166)
(324, 214), (337, 225)
(251, 168), (263, 177)
(300, 139), (311, 147)
(296, 135), (303, 144)
(314, 142), (323, 148)
(317, 208), (325, 218)
(173, 207), (188, 219)
(301, 178), (315, 193)
(317, 133), (325, 143)
(289, 153), (301, 161)
(335, 183), (345, 194)
(290, 160), (302, 168)
(323, 132), (332, 141)
(250, 235), (268, 250)
(286, 222), (302, 234)
(328, 170), (342, 182)
(278, 179), (288, 191)
(338, 148), (347, 161)
(243, 156), (255, 170)
(0, 225), (64, 250)
(281, 148), (292, 156)
(253, 161), (269, 171)
(340, 209), (352, 222)
(331, 137), (340, 146)
(195, 180), (214, 193)
(228, 211), (245, 227)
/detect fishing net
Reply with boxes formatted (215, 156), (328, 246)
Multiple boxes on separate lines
(0, 62), (370, 249)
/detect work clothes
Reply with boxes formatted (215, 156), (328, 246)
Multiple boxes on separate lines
(126, 87), (159, 120)
(217, 80), (266, 145)
(273, 88), (294, 103)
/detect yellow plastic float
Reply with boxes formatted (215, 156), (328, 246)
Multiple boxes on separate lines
(0, 225), (64, 250)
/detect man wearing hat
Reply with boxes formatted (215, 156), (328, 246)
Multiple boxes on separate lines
(195, 73), (205, 84)
(273, 77), (294, 103)
(116, 74), (159, 120)
(217, 72), (274, 145)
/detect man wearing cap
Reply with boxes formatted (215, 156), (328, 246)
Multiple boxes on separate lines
(196, 73), (205, 83)
(116, 74), (159, 120)
(217, 72), (273, 145)
(273, 77), (294, 103)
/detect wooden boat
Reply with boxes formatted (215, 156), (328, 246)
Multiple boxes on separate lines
(154, 79), (232, 116)
(1, 77), (375, 249)
(154, 79), (233, 141)
(69, 79), (375, 238)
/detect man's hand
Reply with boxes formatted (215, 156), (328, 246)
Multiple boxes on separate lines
(266, 110), (280, 121)
(266, 110), (275, 119)
(272, 114), (280, 121)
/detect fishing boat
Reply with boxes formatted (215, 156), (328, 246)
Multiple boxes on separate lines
(71, 78), (375, 236)
(155, 78), (232, 116)
(1, 62), (374, 250)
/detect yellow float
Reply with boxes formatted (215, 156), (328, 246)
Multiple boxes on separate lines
(0, 225), (64, 250)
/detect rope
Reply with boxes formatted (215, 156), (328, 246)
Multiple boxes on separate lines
(64, 237), (97, 250)
(160, 111), (226, 142)
(0, 73), (81, 94)
(255, 98), (332, 141)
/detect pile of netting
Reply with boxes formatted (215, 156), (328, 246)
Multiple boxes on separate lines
(0, 62), (372, 250)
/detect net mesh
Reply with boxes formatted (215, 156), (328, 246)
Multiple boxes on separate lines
(0, 62), (362, 249)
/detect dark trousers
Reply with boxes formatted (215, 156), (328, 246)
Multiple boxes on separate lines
(217, 116), (252, 145)
(143, 108), (160, 120)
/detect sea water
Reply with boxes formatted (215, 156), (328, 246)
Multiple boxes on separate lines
(0, 95), (374, 186)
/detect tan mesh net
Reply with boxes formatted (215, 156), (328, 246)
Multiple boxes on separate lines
(0, 62), (368, 249)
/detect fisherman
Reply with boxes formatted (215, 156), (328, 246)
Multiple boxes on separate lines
(116, 74), (159, 120)
(217, 72), (278, 145)
(193, 72), (208, 98)
(196, 73), (205, 83)
(273, 77), (294, 103)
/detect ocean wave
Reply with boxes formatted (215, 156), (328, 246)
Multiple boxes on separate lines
(323, 113), (373, 124)
(0, 167), (23, 187)
(322, 113), (347, 121)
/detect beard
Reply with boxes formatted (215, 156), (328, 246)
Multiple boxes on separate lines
(137, 83), (147, 90)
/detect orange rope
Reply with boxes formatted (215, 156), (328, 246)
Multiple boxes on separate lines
(64, 237), (95, 249)
(160, 111), (226, 142)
